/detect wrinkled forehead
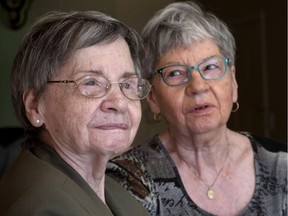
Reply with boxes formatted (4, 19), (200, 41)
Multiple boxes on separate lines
(155, 38), (220, 65)
(55, 38), (136, 80)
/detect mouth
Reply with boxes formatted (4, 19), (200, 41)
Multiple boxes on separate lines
(95, 123), (129, 130)
(191, 104), (213, 113)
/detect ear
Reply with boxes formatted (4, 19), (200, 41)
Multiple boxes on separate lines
(230, 66), (238, 102)
(23, 90), (43, 127)
(146, 87), (161, 114)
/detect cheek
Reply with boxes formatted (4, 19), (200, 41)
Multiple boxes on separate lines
(40, 89), (94, 133)
(217, 80), (235, 111)
(155, 88), (184, 120)
(154, 83), (176, 107)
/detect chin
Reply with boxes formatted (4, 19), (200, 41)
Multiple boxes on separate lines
(189, 123), (218, 134)
(108, 139), (132, 153)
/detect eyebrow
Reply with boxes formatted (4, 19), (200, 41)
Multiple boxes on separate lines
(201, 55), (220, 62)
(121, 71), (137, 78)
(83, 70), (103, 76)
(160, 55), (221, 67)
(75, 70), (137, 79)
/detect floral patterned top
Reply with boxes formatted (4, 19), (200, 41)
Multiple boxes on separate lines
(107, 132), (287, 216)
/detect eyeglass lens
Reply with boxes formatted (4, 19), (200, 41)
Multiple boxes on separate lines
(76, 76), (150, 100)
(160, 58), (228, 86)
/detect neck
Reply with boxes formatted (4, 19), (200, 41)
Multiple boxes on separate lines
(53, 146), (108, 203)
(161, 130), (231, 200)
(183, 142), (229, 183)
(161, 129), (230, 168)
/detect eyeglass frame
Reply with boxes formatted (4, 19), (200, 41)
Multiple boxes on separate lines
(153, 57), (231, 87)
(47, 75), (151, 100)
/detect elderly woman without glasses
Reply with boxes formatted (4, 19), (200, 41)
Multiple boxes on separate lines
(107, 1), (287, 215)
(0, 10), (151, 215)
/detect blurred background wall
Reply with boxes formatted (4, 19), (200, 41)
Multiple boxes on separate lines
(0, 0), (286, 144)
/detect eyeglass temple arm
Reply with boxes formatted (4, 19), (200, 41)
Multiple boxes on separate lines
(47, 80), (75, 83)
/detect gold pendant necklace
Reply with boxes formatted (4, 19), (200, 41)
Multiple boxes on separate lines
(207, 187), (214, 199)
(184, 143), (229, 200)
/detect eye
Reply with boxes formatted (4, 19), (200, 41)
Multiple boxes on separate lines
(77, 76), (108, 97)
(82, 78), (99, 86)
(122, 82), (131, 89)
(164, 66), (187, 78)
(121, 78), (138, 90)
(162, 65), (188, 82)
(78, 76), (107, 88)
(202, 63), (220, 72)
(167, 70), (181, 77)
(78, 76), (108, 90)
(199, 58), (226, 79)
(200, 58), (224, 73)
(166, 68), (186, 77)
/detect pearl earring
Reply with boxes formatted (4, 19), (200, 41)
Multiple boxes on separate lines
(36, 119), (40, 124)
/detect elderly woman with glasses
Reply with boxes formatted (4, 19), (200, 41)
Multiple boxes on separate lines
(0, 11), (150, 215)
(107, 1), (287, 216)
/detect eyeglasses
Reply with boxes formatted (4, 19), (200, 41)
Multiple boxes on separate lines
(47, 75), (151, 100)
(155, 57), (230, 86)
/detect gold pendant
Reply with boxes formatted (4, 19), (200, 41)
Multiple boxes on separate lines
(207, 188), (214, 199)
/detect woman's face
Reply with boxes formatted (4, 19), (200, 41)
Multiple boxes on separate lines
(35, 38), (142, 157)
(147, 38), (238, 135)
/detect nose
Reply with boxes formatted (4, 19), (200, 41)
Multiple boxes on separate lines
(185, 69), (209, 95)
(100, 84), (128, 112)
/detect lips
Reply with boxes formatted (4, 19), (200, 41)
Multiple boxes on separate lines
(96, 123), (129, 130)
(190, 103), (213, 113)
(193, 105), (209, 111)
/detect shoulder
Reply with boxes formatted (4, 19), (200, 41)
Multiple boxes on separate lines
(1, 149), (69, 188)
(243, 132), (287, 161)
(0, 150), (106, 216)
(240, 133), (288, 214)
(239, 131), (287, 153)
(242, 132), (287, 180)
(1, 184), (94, 215)
(250, 133), (287, 153)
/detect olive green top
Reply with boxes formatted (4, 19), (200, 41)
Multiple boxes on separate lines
(0, 144), (148, 216)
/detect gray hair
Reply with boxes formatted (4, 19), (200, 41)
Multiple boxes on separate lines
(142, 1), (236, 76)
(11, 10), (143, 130)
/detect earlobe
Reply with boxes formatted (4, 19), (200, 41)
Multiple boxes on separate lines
(23, 90), (43, 127)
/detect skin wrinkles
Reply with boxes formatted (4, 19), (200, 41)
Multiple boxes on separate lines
(149, 39), (237, 142)
(36, 37), (141, 198)
(72, 70), (137, 81)
(145, 39), (255, 215)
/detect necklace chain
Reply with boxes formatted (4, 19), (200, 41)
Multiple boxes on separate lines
(184, 143), (229, 200)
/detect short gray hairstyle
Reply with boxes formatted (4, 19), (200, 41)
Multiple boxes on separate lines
(11, 10), (143, 130)
(142, 1), (236, 76)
